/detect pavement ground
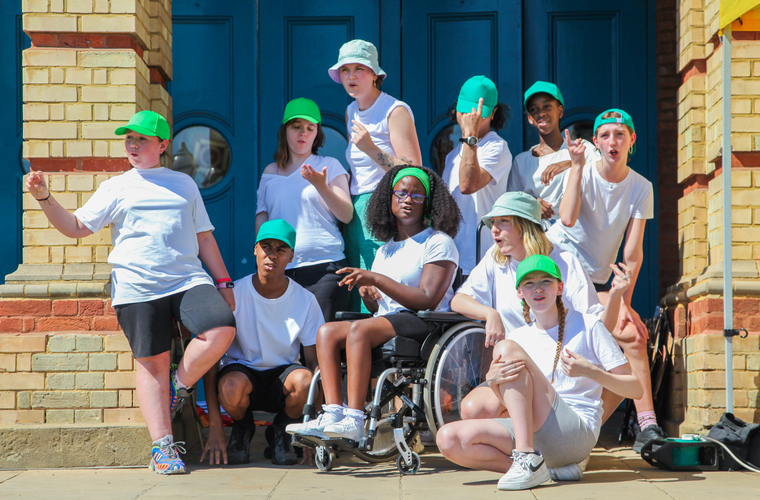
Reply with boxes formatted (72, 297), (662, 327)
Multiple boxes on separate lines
(1, 412), (758, 499)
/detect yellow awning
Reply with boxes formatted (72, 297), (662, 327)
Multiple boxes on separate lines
(721, 0), (760, 29)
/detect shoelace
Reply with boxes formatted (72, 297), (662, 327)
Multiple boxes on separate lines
(163, 441), (187, 458)
(510, 451), (528, 474)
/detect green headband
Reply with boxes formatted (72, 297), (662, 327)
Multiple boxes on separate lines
(392, 167), (430, 201)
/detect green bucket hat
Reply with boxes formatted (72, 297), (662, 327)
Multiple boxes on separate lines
(456, 75), (498, 118)
(329, 39), (386, 84)
(515, 254), (563, 289)
(256, 219), (296, 250)
(593, 108), (636, 155)
(481, 191), (542, 229)
(523, 81), (564, 109)
(115, 110), (171, 141)
(283, 97), (321, 124)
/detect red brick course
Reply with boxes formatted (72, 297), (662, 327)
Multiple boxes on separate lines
(0, 299), (121, 334)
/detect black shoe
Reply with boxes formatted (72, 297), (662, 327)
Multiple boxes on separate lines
(271, 424), (298, 465)
(633, 424), (666, 453)
(227, 417), (255, 465)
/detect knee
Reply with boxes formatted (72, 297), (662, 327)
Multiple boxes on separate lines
(493, 339), (523, 360)
(288, 370), (313, 401)
(617, 323), (647, 355)
(217, 374), (246, 406)
(317, 322), (341, 348)
(460, 394), (484, 420)
(435, 425), (459, 456)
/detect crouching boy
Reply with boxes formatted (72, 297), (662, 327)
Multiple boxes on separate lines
(201, 219), (324, 465)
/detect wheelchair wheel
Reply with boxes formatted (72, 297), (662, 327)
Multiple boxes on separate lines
(396, 452), (421, 475)
(423, 322), (492, 437)
(315, 446), (334, 472)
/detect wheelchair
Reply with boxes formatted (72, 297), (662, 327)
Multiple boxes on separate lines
(291, 309), (492, 474)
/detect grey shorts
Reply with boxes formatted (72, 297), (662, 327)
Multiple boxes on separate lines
(495, 392), (597, 468)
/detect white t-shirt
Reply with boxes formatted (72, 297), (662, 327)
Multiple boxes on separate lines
(221, 275), (323, 370)
(547, 162), (654, 283)
(507, 139), (598, 228)
(73, 167), (214, 306)
(455, 246), (603, 332)
(508, 310), (628, 439)
(442, 131), (512, 275)
(256, 155), (348, 269)
(346, 92), (414, 195)
(371, 228), (459, 316)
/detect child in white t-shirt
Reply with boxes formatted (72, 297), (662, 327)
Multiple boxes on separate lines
(549, 109), (662, 452)
(26, 111), (237, 475)
(256, 98), (354, 322)
(442, 75), (512, 275)
(437, 255), (642, 491)
(288, 166), (461, 443)
(507, 81), (597, 229)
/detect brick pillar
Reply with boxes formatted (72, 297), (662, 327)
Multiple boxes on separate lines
(0, 0), (172, 447)
(664, 0), (760, 434)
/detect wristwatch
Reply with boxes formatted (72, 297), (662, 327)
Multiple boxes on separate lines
(459, 136), (478, 147)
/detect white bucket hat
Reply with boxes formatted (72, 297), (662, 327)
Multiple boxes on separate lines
(328, 39), (386, 84)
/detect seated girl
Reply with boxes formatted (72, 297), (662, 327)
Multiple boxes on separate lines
(451, 191), (631, 419)
(288, 165), (461, 441)
(437, 255), (642, 490)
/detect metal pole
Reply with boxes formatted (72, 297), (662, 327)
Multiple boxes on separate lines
(721, 25), (734, 414)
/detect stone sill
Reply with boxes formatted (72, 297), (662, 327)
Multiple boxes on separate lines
(0, 282), (111, 299)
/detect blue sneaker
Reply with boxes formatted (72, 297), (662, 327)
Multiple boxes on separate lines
(149, 435), (187, 475)
(169, 367), (193, 421)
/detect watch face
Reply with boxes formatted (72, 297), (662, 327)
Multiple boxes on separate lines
(460, 136), (478, 146)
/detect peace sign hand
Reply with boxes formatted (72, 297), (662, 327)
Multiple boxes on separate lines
(564, 129), (586, 167)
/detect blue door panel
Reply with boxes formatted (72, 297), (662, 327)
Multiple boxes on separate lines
(524, 0), (658, 314)
(401, 0), (523, 170)
(0, 4), (29, 284)
(172, 0), (257, 279)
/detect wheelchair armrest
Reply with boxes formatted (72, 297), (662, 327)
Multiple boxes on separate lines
(416, 310), (471, 323)
(335, 311), (373, 320)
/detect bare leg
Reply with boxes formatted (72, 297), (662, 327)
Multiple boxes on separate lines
(344, 317), (396, 410)
(282, 368), (313, 419)
(598, 292), (654, 415)
(217, 371), (252, 421)
(316, 321), (351, 406)
(175, 326), (236, 387)
(135, 352), (172, 441)
(436, 419), (517, 473)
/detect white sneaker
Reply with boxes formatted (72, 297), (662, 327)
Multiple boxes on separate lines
(286, 410), (344, 439)
(497, 450), (551, 491)
(323, 416), (366, 441)
(549, 462), (583, 481)
(578, 454), (590, 472)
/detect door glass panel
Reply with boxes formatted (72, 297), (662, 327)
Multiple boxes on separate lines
(566, 120), (594, 143)
(171, 126), (232, 189)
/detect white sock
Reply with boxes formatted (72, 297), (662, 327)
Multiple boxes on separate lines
(173, 371), (189, 390)
(344, 408), (365, 421)
(324, 404), (344, 415)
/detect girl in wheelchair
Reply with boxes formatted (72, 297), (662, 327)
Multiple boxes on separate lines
(437, 255), (642, 490)
(288, 165), (462, 442)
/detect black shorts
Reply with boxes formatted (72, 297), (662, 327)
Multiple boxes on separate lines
(285, 259), (350, 322)
(217, 362), (311, 414)
(382, 310), (439, 343)
(114, 284), (236, 358)
(593, 282), (611, 293)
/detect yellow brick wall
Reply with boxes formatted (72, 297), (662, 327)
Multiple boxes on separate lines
(0, 333), (140, 425)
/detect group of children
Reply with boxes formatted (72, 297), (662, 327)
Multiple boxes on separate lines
(26, 37), (663, 490)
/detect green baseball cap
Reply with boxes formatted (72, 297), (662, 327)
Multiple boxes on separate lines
(481, 191), (542, 229)
(523, 81), (564, 109)
(329, 39), (386, 84)
(456, 75), (498, 118)
(515, 254), (563, 289)
(283, 97), (321, 124)
(256, 219), (296, 250)
(594, 108), (636, 155)
(114, 110), (171, 141)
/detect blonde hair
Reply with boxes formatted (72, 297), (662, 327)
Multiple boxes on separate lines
(522, 295), (566, 383)
(491, 215), (554, 266)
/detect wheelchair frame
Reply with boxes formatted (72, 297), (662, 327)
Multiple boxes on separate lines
(292, 310), (492, 474)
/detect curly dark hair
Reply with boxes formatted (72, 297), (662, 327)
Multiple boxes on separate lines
(365, 165), (462, 242)
(448, 101), (510, 131)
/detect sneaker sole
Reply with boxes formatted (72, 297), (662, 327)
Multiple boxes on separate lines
(148, 462), (186, 475)
(323, 429), (363, 441)
(497, 468), (551, 490)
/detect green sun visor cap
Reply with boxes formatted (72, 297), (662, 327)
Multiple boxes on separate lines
(115, 110), (171, 141)
(523, 81), (564, 109)
(515, 254), (563, 289)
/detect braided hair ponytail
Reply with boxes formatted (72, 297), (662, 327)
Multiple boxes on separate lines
(551, 297), (566, 383)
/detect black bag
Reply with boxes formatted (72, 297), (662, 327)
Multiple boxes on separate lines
(706, 412), (760, 471)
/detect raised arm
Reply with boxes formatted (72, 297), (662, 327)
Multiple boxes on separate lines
(458, 98), (493, 194)
(351, 106), (422, 171)
(558, 129), (586, 227)
(300, 165), (353, 224)
(26, 171), (93, 239)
